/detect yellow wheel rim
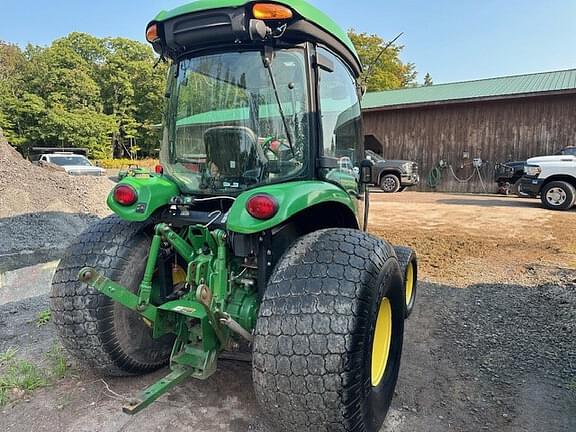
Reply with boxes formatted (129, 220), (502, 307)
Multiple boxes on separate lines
(371, 297), (393, 387)
(405, 262), (414, 307)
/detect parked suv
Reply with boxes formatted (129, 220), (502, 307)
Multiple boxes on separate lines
(519, 154), (576, 210)
(365, 150), (419, 193)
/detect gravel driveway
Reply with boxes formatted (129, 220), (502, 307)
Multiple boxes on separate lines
(0, 279), (574, 432)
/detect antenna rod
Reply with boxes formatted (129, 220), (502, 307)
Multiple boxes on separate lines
(363, 32), (404, 84)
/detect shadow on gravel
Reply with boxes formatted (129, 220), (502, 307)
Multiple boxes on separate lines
(0, 280), (575, 432)
(0, 212), (100, 272)
(436, 197), (549, 209)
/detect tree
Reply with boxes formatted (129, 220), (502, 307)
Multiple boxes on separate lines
(348, 30), (417, 92)
(42, 104), (116, 158)
(14, 39), (115, 155)
(0, 33), (166, 158)
(0, 42), (28, 144)
(2, 92), (47, 147)
(96, 37), (167, 157)
(423, 73), (433, 86)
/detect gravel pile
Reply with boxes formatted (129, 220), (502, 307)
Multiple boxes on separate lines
(0, 131), (113, 218)
(0, 129), (114, 270)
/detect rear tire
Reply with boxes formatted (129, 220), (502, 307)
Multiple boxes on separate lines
(380, 174), (401, 193)
(50, 216), (173, 376)
(394, 246), (418, 318)
(253, 229), (405, 432)
(540, 181), (576, 211)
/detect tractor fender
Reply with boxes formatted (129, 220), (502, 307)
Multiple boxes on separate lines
(107, 175), (179, 222)
(227, 181), (359, 234)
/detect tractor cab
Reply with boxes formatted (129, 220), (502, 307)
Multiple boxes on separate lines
(147, 1), (364, 198)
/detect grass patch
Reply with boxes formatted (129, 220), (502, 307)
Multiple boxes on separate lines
(46, 345), (68, 379)
(1, 360), (46, 390)
(0, 387), (6, 406)
(36, 310), (52, 327)
(0, 347), (18, 364)
(0, 358), (46, 405)
(0, 344), (71, 406)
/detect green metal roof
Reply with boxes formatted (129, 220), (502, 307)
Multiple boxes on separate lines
(154, 0), (359, 64)
(362, 69), (576, 110)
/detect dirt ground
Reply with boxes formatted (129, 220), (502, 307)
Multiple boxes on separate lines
(1, 191), (575, 432)
(369, 191), (576, 287)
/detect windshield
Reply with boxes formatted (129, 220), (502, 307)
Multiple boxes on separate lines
(557, 147), (576, 156)
(48, 156), (92, 167)
(162, 48), (310, 194)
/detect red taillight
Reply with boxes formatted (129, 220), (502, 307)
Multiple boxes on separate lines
(155, 164), (164, 174)
(113, 185), (138, 206)
(246, 194), (278, 220)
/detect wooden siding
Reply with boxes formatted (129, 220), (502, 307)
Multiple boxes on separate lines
(362, 94), (576, 193)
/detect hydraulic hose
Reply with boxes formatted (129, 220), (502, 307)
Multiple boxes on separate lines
(427, 161), (489, 192)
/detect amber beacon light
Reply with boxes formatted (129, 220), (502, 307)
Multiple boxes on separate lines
(252, 3), (294, 20)
(146, 24), (160, 43)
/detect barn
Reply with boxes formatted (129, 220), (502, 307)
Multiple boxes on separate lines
(361, 69), (576, 192)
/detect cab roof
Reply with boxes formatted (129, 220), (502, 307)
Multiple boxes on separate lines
(153, 0), (360, 69)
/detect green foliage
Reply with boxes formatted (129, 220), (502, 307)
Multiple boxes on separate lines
(36, 310), (52, 327)
(424, 72), (434, 86)
(0, 357), (47, 405)
(0, 33), (166, 158)
(0, 348), (18, 364)
(348, 30), (417, 92)
(0, 345), (71, 406)
(46, 345), (68, 379)
(95, 158), (159, 169)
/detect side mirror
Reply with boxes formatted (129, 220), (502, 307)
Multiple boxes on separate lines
(359, 159), (374, 184)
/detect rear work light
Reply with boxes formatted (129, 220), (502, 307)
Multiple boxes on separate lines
(252, 3), (293, 20)
(146, 24), (160, 43)
(246, 194), (279, 220)
(113, 185), (138, 206)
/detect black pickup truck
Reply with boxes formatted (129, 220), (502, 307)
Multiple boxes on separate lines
(365, 150), (420, 193)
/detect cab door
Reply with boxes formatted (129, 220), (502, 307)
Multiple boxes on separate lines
(316, 46), (363, 197)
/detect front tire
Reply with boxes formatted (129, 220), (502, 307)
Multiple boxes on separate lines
(253, 229), (405, 432)
(540, 181), (576, 211)
(380, 174), (401, 193)
(50, 216), (173, 376)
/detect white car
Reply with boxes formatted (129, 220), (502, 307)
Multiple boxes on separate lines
(520, 154), (576, 210)
(39, 153), (106, 176)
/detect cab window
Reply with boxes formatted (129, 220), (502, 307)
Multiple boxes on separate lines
(317, 47), (363, 193)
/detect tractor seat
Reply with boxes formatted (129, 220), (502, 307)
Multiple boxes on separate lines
(204, 126), (267, 179)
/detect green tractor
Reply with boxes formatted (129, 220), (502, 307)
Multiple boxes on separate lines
(50, 1), (418, 430)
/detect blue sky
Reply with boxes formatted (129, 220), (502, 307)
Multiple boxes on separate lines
(1, 0), (574, 84)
